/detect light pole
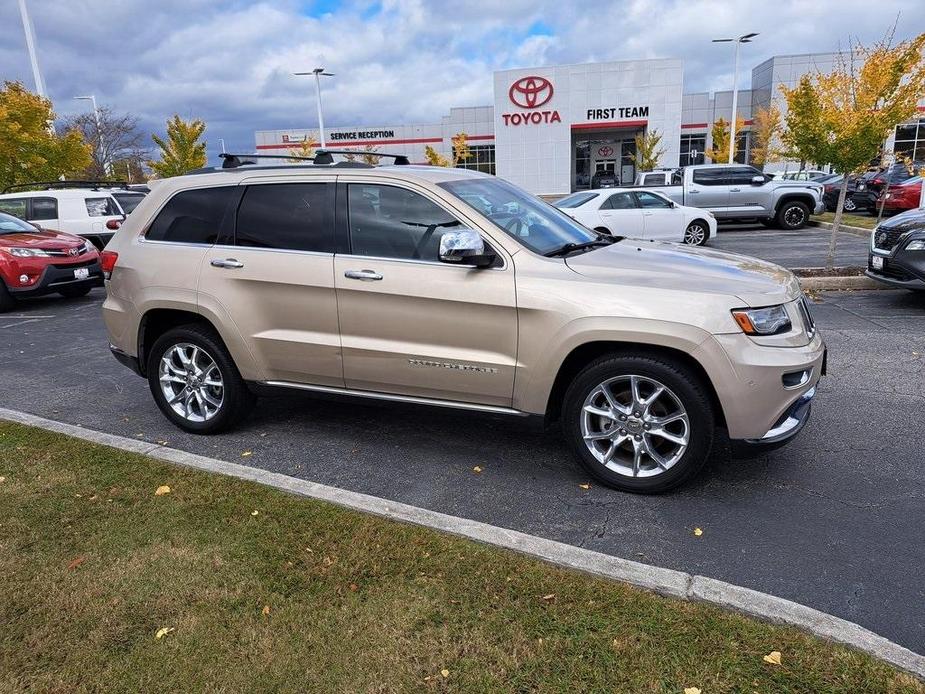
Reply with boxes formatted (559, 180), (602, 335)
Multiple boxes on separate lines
(712, 32), (758, 165)
(219, 138), (226, 153)
(17, 0), (47, 98)
(294, 68), (334, 148)
(74, 94), (107, 175)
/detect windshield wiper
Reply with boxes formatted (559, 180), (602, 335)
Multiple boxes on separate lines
(544, 234), (616, 257)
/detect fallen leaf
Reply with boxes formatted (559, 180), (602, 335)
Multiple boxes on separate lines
(241, 451), (253, 457)
(440, 669), (450, 678)
(251, 510), (259, 516)
(155, 485), (171, 496)
(472, 466), (482, 473)
(684, 688), (702, 694)
(579, 483), (590, 490)
(156, 440), (168, 446)
(763, 650), (782, 665)
(155, 627), (175, 640)
(349, 583), (358, 591)
(259, 432), (268, 437)
(0, 476), (6, 483)
(66, 556), (86, 570)
(541, 593), (556, 602)
(262, 605), (271, 616)
(693, 527), (703, 537)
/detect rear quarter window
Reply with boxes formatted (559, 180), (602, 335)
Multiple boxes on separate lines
(145, 186), (237, 244)
(0, 198), (28, 219)
(85, 197), (121, 217)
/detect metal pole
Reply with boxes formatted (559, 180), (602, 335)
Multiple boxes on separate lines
(17, 0), (47, 97)
(728, 39), (740, 165)
(314, 70), (326, 148)
(219, 138), (226, 153)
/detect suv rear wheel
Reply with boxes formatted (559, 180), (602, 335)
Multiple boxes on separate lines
(562, 355), (715, 493)
(775, 200), (810, 230)
(147, 324), (254, 434)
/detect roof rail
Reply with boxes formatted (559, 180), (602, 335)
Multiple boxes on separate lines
(2, 180), (131, 193)
(313, 149), (410, 166)
(218, 152), (317, 169)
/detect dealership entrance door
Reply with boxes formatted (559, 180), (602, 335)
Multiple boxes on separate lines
(572, 126), (644, 191)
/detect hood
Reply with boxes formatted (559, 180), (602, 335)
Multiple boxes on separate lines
(879, 207), (925, 232)
(0, 227), (85, 250)
(565, 239), (801, 307)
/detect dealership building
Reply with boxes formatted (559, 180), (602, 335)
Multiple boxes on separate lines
(254, 52), (925, 196)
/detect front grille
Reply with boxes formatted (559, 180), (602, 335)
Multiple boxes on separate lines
(44, 246), (87, 258)
(50, 258), (96, 270)
(873, 227), (907, 251)
(875, 262), (914, 282)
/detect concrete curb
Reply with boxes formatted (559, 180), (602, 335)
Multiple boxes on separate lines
(798, 275), (887, 292)
(808, 220), (872, 238)
(2, 407), (922, 679)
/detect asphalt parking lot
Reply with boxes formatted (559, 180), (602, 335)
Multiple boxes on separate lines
(712, 224), (871, 268)
(1, 239), (923, 653)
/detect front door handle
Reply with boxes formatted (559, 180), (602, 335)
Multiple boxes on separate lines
(688, 189), (699, 194)
(729, 188), (741, 192)
(344, 269), (383, 281)
(210, 258), (244, 269)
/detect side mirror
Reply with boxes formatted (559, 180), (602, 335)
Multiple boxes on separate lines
(439, 229), (495, 268)
(751, 175), (766, 185)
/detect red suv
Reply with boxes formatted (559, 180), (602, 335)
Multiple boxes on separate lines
(0, 211), (103, 312)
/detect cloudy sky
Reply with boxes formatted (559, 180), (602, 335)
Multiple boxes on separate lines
(3, 0), (923, 162)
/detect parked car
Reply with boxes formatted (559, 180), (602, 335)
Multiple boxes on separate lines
(101, 154), (824, 493)
(634, 169), (682, 187)
(0, 211), (102, 312)
(823, 172), (870, 212)
(875, 176), (922, 215)
(867, 207), (925, 291)
(637, 164), (825, 229)
(0, 182), (137, 249)
(554, 188), (716, 245)
(590, 170), (619, 188)
(852, 163), (924, 212)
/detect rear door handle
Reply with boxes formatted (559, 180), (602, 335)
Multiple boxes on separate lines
(210, 258), (244, 269)
(344, 269), (383, 281)
(729, 188), (741, 192)
(688, 189), (699, 194)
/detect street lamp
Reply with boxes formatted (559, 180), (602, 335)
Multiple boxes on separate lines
(712, 32), (758, 165)
(294, 68), (334, 148)
(73, 94), (107, 175)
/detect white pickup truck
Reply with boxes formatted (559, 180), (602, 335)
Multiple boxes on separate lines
(633, 165), (825, 229)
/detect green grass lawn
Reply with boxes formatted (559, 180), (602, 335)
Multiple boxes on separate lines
(815, 211), (880, 230)
(0, 421), (921, 693)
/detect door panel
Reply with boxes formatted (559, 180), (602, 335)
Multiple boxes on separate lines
(598, 191), (643, 238)
(688, 168), (730, 214)
(634, 191), (683, 241)
(725, 167), (773, 214)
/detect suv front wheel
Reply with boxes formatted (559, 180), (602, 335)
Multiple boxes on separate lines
(775, 200), (810, 230)
(562, 355), (715, 493)
(147, 324), (255, 434)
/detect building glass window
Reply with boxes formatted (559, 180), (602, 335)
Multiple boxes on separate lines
(455, 144), (495, 175)
(680, 134), (706, 165)
(574, 141), (591, 189)
(894, 120), (925, 162)
(734, 132), (751, 164)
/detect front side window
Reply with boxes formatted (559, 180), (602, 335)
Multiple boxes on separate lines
(31, 197), (58, 220)
(0, 198), (28, 219)
(146, 186), (237, 244)
(439, 177), (596, 256)
(602, 192), (637, 210)
(85, 197), (121, 217)
(727, 167), (762, 185)
(634, 191), (672, 209)
(347, 184), (461, 260)
(235, 183), (334, 253)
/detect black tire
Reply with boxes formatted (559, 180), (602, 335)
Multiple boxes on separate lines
(57, 285), (92, 299)
(562, 354), (715, 493)
(775, 200), (810, 230)
(0, 282), (15, 313)
(146, 323), (254, 434)
(683, 219), (710, 246)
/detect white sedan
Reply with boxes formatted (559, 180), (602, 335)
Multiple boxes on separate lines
(554, 188), (717, 246)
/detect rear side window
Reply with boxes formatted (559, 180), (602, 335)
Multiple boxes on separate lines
(113, 193), (144, 214)
(601, 192), (637, 210)
(641, 174), (664, 185)
(0, 198), (28, 219)
(31, 197), (58, 220)
(692, 168), (728, 186)
(85, 197), (121, 217)
(235, 183), (334, 252)
(146, 187), (237, 244)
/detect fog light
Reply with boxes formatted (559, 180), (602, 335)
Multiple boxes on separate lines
(19, 274), (29, 284)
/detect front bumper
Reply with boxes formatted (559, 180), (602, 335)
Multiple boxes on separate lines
(7, 259), (103, 298)
(813, 200), (825, 215)
(866, 251), (925, 289)
(744, 385), (815, 444)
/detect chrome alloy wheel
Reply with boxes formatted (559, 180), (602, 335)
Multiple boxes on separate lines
(580, 375), (690, 478)
(159, 343), (224, 422)
(683, 222), (707, 245)
(783, 205), (807, 227)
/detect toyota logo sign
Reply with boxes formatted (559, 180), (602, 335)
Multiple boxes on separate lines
(508, 76), (554, 109)
(598, 146), (614, 157)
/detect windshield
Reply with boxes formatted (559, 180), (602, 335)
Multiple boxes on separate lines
(113, 193), (144, 214)
(555, 192), (599, 208)
(439, 178), (597, 255)
(0, 211), (37, 234)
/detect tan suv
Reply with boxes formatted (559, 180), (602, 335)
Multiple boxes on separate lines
(101, 154), (826, 493)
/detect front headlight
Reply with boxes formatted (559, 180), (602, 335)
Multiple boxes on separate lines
(6, 248), (49, 258)
(905, 240), (925, 251)
(731, 305), (792, 335)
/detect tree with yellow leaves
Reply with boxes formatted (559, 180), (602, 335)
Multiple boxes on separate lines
(780, 30), (925, 269)
(704, 117), (746, 163)
(629, 129), (666, 171)
(0, 81), (92, 191)
(424, 145), (450, 167)
(148, 115), (206, 178)
(451, 132), (471, 166)
(287, 135), (318, 161)
(749, 105), (782, 168)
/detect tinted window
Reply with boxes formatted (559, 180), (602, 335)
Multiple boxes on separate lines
(642, 174), (665, 185)
(235, 183), (334, 252)
(635, 191), (672, 209)
(348, 184), (462, 260)
(602, 192), (637, 210)
(146, 186), (236, 244)
(85, 197), (121, 217)
(31, 197), (58, 220)
(0, 198), (28, 219)
(727, 167), (762, 185)
(113, 193), (144, 214)
(692, 168), (728, 186)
